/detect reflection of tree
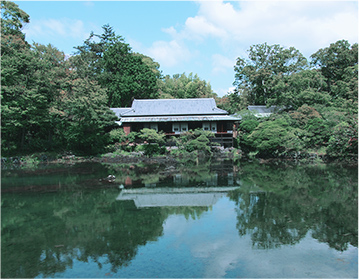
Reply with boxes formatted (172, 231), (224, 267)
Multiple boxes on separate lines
(230, 162), (358, 251)
(235, 192), (308, 249)
(1, 183), (213, 278)
(1, 188), (166, 277)
(161, 206), (210, 221)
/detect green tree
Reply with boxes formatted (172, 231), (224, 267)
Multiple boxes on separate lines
(158, 72), (217, 99)
(1, 1), (29, 38)
(326, 117), (358, 159)
(269, 69), (330, 109)
(233, 43), (307, 105)
(72, 24), (158, 107)
(50, 78), (117, 154)
(311, 40), (358, 99)
(247, 118), (305, 156)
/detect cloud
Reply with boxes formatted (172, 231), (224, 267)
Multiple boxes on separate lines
(146, 40), (192, 68)
(23, 18), (90, 41)
(192, 0), (358, 55)
(211, 54), (235, 75)
(145, 0), (356, 94)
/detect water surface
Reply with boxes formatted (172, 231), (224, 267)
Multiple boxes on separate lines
(2, 161), (357, 278)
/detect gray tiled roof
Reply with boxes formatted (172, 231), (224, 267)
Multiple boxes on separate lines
(110, 108), (132, 118)
(248, 105), (279, 117)
(122, 98), (227, 116)
(247, 105), (279, 114)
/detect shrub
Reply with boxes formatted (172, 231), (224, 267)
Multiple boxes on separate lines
(139, 128), (165, 145)
(109, 128), (126, 144)
(327, 120), (358, 158)
(138, 128), (166, 156)
(172, 129), (214, 156)
(247, 118), (304, 156)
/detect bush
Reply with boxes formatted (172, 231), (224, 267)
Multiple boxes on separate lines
(138, 143), (166, 157)
(247, 118), (304, 156)
(327, 120), (358, 158)
(109, 128), (126, 144)
(137, 129), (166, 156)
(172, 129), (214, 156)
(139, 128), (165, 145)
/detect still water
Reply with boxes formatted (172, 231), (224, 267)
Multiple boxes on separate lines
(1, 160), (358, 278)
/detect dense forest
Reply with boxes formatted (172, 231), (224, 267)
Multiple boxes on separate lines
(1, 2), (358, 160)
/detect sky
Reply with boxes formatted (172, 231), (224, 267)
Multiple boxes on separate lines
(15, 0), (358, 97)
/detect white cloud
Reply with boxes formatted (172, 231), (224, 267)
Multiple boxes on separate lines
(146, 0), (357, 89)
(184, 15), (227, 41)
(211, 54), (235, 75)
(146, 40), (192, 68)
(192, 0), (358, 56)
(23, 18), (90, 41)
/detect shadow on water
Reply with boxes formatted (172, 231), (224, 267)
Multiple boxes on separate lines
(1, 159), (357, 278)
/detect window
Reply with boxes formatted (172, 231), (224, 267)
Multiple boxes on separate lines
(172, 123), (180, 133)
(144, 123), (158, 131)
(211, 122), (217, 132)
(203, 122), (217, 132)
(203, 122), (210, 131)
(173, 122), (188, 133)
(181, 123), (188, 132)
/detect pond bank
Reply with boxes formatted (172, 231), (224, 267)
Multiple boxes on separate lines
(1, 147), (357, 170)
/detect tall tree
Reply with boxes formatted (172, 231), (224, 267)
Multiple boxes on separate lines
(311, 40), (358, 111)
(311, 40), (358, 95)
(158, 72), (217, 99)
(233, 43), (308, 105)
(72, 25), (159, 107)
(50, 77), (117, 154)
(269, 69), (330, 110)
(1, 2), (117, 155)
(1, 1), (29, 38)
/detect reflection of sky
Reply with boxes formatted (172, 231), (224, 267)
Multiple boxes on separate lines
(44, 196), (357, 278)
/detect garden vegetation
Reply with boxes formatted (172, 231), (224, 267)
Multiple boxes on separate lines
(1, 2), (357, 161)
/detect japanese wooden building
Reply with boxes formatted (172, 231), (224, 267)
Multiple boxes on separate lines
(111, 98), (241, 147)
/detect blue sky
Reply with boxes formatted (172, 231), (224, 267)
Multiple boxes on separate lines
(15, 1), (358, 97)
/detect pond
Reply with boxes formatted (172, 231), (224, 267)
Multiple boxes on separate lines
(1, 160), (358, 278)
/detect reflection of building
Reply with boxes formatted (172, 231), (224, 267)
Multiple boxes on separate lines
(110, 98), (240, 147)
(116, 187), (239, 208)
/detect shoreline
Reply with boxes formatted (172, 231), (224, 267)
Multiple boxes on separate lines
(1, 149), (357, 170)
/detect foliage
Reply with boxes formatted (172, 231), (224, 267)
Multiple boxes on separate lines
(233, 43), (307, 105)
(138, 128), (166, 145)
(311, 40), (358, 96)
(1, 1), (29, 38)
(137, 128), (167, 156)
(158, 72), (217, 99)
(327, 119), (358, 159)
(230, 40), (357, 160)
(172, 129), (215, 157)
(50, 78), (117, 154)
(109, 128), (127, 144)
(269, 69), (330, 109)
(246, 118), (306, 156)
(72, 25), (158, 107)
(236, 110), (260, 152)
(1, 3), (118, 156)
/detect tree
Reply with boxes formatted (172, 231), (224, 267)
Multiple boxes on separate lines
(1, 2), (64, 154)
(72, 25), (159, 107)
(50, 77), (117, 154)
(311, 40), (358, 98)
(158, 72), (217, 99)
(233, 43), (308, 105)
(268, 69), (330, 109)
(1, 1), (29, 38)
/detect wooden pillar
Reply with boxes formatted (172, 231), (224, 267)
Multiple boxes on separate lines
(233, 122), (238, 138)
(123, 123), (131, 135)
